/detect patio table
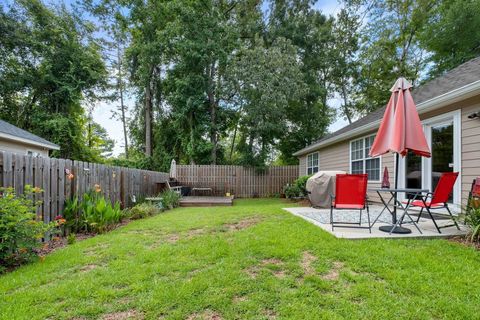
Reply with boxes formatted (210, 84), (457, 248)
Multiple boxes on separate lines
(369, 187), (428, 235)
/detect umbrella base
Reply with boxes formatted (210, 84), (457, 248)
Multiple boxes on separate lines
(379, 225), (412, 234)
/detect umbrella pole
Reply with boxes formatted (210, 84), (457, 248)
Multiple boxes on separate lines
(393, 152), (399, 224)
(379, 152), (412, 234)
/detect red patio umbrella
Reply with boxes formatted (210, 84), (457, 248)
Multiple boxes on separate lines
(369, 77), (431, 233)
(369, 78), (431, 158)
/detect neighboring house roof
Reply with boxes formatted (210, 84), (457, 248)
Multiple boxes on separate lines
(294, 56), (480, 156)
(0, 119), (60, 150)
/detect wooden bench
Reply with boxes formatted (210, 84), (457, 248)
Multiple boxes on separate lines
(192, 187), (213, 196)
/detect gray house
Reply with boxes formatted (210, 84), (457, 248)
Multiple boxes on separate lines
(0, 119), (60, 157)
(294, 57), (480, 209)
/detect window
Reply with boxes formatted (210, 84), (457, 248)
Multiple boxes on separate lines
(307, 152), (319, 175)
(26, 150), (40, 157)
(350, 135), (380, 181)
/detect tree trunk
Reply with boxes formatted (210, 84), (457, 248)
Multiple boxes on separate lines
(117, 44), (129, 158)
(144, 67), (154, 157)
(207, 61), (218, 164)
(341, 85), (353, 124)
(188, 111), (195, 164)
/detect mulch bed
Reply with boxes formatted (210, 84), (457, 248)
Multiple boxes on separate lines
(448, 236), (480, 251)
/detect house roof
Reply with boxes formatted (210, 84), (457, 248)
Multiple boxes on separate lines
(294, 56), (480, 156)
(0, 119), (60, 150)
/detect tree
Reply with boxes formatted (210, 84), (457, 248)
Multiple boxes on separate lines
(331, 8), (361, 124)
(264, 0), (336, 164)
(345, 0), (435, 113)
(0, 0), (108, 160)
(81, 0), (131, 159)
(420, 0), (480, 77)
(230, 37), (307, 166)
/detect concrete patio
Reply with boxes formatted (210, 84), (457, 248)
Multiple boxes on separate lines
(283, 205), (468, 239)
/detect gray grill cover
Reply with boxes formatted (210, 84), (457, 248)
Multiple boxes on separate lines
(306, 171), (346, 208)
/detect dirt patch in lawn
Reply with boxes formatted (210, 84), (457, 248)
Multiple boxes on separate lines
(166, 234), (180, 243)
(245, 257), (286, 279)
(186, 228), (208, 238)
(79, 264), (99, 272)
(101, 309), (144, 320)
(260, 258), (283, 266)
(222, 217), (261, 231)
(186, 310), (223, 320)
(232, 295), (248, 303)
(322, 261), (344, 281)
(244, 266), (260, 279)
(300, 251), (317, 276)
(262, 309), (278, 319)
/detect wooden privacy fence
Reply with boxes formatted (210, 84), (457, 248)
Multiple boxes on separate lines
(0, 151), (169, 224)
(176, 165), (299, 197)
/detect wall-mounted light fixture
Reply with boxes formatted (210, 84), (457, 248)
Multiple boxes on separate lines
(468, 111), (480, 120)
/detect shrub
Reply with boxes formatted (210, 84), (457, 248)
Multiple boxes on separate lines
(283, 175), (311, 199)
(128, 203), (162, 220)
(0, 186), (54, 271)
(284, 184), (302, 198)
(294, 175), (311, 195)
(465, 206), (480, 242)
(160, 190), (181, 209)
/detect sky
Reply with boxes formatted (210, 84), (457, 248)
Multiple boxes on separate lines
(92, 0), (346, 156)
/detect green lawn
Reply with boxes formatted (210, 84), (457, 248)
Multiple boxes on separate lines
(1, 199), (479, 320)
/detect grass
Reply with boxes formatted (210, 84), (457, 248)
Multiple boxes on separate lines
(1, 199), (479, 319)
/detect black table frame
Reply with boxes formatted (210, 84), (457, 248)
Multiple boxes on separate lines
(369, 188), (428, 235)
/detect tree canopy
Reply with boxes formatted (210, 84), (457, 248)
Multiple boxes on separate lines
(1, 0), (479, 169)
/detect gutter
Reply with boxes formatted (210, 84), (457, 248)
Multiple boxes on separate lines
(0, 132), (61, 150)
(293, 79), (480, 157)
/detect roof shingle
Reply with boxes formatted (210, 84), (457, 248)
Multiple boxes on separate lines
(0, 119), (60, 149)
(295, 56), (480, 155)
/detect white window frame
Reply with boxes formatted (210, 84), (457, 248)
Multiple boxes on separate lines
(349, 134), (382, 182)
(306, 152), (319, 175)
(26, 150), (40, 157)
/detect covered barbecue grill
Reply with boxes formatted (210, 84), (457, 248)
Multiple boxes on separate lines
(306, 171), (346, 208)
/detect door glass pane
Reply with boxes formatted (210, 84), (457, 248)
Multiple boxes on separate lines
(431, 123), (454, 202)
(405, 151), (422, 199)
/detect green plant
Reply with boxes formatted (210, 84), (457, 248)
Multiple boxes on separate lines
(160, 190), (181, 209)
(294, 175), (311, 195)
(81, 189), (122, 233)
(127, 203), (162, 220)
(63, 186), (122, 234)
(0, 186), (54, 271)
(283, 184), (302, 199)
(283, 175), (311, 199)
(465, 206), (480, 242)
(63, 196), (81, 233)
(67, 233), (76, 245)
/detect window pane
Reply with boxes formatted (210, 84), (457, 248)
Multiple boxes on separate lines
(366, 158), (380, 180)
(312, 166), (319, 174)
(352, 160), (363, 174)
(351, 139), (363, 160)
(365, 136), (375, 158)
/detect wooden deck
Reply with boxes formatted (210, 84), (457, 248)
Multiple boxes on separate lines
(179, 196), (234, 207)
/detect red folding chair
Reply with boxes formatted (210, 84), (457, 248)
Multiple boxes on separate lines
(330, 174), (371, 233)
(409, 172), (460, 233)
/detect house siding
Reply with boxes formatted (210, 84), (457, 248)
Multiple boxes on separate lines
(461, 97), (480, 206)
(298, 94), (480, 208)
(0, 138), (49, 157)
(299, 155), (307, 176)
